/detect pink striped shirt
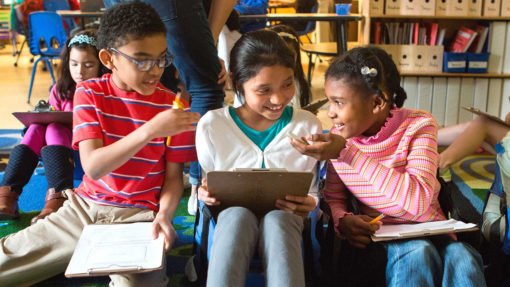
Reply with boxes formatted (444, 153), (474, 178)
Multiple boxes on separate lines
(324, 108), (446, 237)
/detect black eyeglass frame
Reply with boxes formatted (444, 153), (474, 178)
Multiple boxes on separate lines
(109, 48), (174, 72)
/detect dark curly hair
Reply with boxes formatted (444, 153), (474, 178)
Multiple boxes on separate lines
(325, 46), (407, 108)
(269, 24), (311, 107)
(98, 1), (166, 50)
(56, 29), (108, 101)
(230, 30), (296, 102)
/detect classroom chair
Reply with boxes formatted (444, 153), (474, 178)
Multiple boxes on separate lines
(12, 4), (33, 67)
(42, 0), (76, 34)
(26, 11), (67, 103)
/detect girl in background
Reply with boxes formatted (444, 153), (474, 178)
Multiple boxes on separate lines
(291, 46), (486, 286)
(0, 29), (107, 224)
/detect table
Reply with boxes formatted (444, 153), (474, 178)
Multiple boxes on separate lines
(56, 10), (103, 29)
(239, 13), (361, 55)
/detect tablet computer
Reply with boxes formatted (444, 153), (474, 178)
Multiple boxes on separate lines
(12, 111), (73, 128)
(206, 169), (314, 217)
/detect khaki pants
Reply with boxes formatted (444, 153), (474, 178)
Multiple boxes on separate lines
(0, 190), (168, 287)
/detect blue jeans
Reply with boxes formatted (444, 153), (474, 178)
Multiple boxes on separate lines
(384, 236), (486, 287)
(103, 0), (225, 185)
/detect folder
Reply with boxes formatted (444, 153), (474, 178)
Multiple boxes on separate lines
(65, 222), (164, 277)
(431, 77), (447, 127)
(462, 106), (510, 127)
(371, 219), (478, 242)
(206, 169), (314, 217)
(12, 111), (72, 128)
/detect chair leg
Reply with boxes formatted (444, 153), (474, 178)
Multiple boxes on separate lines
(27, 57), (42, 103)
(45, 59), (56, 84)
(14, 39), (26, 67)
(307, 53), (315, 87)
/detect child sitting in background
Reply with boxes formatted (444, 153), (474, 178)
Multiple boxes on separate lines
(0, 2), (200, 286)
(438, 113), (510, 169)
(196, 30), (322, 287)
(0, 29), (107, 225)
(290, 46), (486, 286)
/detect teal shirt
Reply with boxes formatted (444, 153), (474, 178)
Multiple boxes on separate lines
(229, 106), (293, 167)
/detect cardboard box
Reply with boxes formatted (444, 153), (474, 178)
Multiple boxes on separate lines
(500, 0), (510, 16)
(370, 0), (385, 15)
(385, 0), (402, 15)
(436, 0), (468, 16)
(443, 52), (467, 72)
(484, 0), (502, 16)
(467, 52), (490, 73)
(468, 0), (483, 16)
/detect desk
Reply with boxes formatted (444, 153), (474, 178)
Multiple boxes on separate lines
(56, 10), (103, 29)
(239, 13), (361, 55)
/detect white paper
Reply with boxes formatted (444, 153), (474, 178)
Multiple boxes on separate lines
(65, 222), (164, 277)
(373, 219), (478, 239)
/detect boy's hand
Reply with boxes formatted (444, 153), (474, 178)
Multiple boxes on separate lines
(290, 133), (347, 161)
(217, 58), (229, 92)
(147, 109), (200, 139)
(275, 195), (317, 218)
(338, 214), (381, 249)
(198, 178), (221, 206)
(152, 212), (178, 251)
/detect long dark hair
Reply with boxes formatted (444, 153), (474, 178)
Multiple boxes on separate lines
(56, 29), (107, 101)
(325, 46), (407, 108)
(230, 30), (296, 102)
(269, 24), (311, 106)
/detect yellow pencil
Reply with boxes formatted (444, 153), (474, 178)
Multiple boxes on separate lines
(369, 214), (385, 224)
(166, 95), (185, 146)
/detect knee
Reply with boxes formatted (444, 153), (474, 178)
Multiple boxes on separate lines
(262, 210), (303, 233)
(444, 242), (482, 265)
(217, 207), (257, 229)
(405, 240), (441, 266)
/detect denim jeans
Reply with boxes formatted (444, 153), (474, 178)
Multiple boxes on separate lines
(384, 236), (486, 287)
(103, 0), (225, 185)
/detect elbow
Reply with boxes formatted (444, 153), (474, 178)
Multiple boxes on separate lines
(81, 162), (104, 180)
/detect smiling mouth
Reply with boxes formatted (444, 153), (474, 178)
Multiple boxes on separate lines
(334, 123), (344, 128)
(266, 105), (283, 111)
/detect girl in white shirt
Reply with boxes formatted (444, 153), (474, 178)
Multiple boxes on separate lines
(196, 30), (322, 287)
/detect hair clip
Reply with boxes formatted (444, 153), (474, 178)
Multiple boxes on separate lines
(68, 34), (98, 48)
(360, 66), (377, 77)
(276, 31), (298, 43)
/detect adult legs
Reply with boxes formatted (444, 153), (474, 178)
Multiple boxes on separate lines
(259, 210), (305, 287)
(207, 207), (259, 287)
(384, 238), (442, 287)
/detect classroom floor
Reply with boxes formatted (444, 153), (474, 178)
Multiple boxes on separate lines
(0, 38), (333, 131)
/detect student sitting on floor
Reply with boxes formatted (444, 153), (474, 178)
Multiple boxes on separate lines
(290, 46), (486, 286)
(0, 2), (200, 286)
(196, 30), (322, 287)
(0, 29), (107, 224)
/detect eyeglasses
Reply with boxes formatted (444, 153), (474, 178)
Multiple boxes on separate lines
(109, 48), (174, 72)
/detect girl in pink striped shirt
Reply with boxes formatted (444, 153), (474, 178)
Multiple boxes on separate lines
(291, 46), (485, 286)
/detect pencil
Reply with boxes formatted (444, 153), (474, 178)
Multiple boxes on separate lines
(369, 214), (385, 224)
(166, 95), (185, 146)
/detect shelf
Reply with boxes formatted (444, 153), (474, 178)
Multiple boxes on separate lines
(368, 15), (510, 21)
(400, 72), (510, 78)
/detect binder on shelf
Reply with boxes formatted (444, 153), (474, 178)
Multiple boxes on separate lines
(445, 77), (461, 126)
(484, 0), (502, 16)
(418, 0), (436, 15)
(417, 77), (433, 111)
(501, 80), (510, 119)
(487, 79), (503, 116)
(431, 77), (447, 127)
(468, 0), (483, 15)
(503, 22), (510, 74)
(487, 21), (507, 74)
(443, 52), (467, 73)
(385, 0), (402, 15)
(370, 0), (385, 15)
(459, 78), (475, 123)
(403, 76), (418, 109)
(467, 52), (490, 73)
(501, 0), (510, 16)
(436, 0), (468, 16)
(473, 79), (489, 119)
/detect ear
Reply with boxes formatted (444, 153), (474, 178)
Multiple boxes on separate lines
(99, 49), (115, 70)
(372, 93), (391, 114)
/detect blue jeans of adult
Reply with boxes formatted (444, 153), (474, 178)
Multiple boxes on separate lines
(103, 0), (225, 185)
(384, 236), (486, 287)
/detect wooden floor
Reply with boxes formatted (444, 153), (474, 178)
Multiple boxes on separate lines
(0, 40), (333, 130)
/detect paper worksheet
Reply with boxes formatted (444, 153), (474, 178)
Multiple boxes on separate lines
(65, 222), (164, 277)
(371, 219), (478, 242)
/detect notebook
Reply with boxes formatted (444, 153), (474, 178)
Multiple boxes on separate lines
(12, 111), (72, 128)
(206, 169), (314, 217)
(80, 0), (105, 12)
(65, 222), (164, 277)
(371, 219), (479, 242)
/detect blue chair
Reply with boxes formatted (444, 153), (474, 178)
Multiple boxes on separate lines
(26, 11), (67, 103)
(296, 4), (318, 44)
(42, 0), (76, 34)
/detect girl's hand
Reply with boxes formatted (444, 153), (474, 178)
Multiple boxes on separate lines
(152, 213), (178, 251)
(275, 195), (317, 218)
(146, 109), (200, 139)
(217, 58), (229, 92)
(505, 112), (510, 125)
(289, 133), (347, 161)
(337, 214), (381, 249)
(198, 178), (221, 206)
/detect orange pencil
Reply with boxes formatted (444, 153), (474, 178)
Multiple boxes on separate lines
(369, 214), (385, 224)
(166, 95), (185, 146)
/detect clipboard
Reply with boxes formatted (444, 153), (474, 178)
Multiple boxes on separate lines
(462, 106), (510, 128)
(206, 169), (314, 217)
(65, 222), (164, 277)
(371, 219), (479, 242)
(12, 111), (73, 128)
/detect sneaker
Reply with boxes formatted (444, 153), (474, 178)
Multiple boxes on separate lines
(188, 194), (197, 216)
(185, 255), (198, 282)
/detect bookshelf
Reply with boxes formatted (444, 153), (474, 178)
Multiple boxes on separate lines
(357, 0), (510, 126)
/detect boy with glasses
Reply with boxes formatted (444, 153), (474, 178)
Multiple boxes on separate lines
(0, 2), (200, 286)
